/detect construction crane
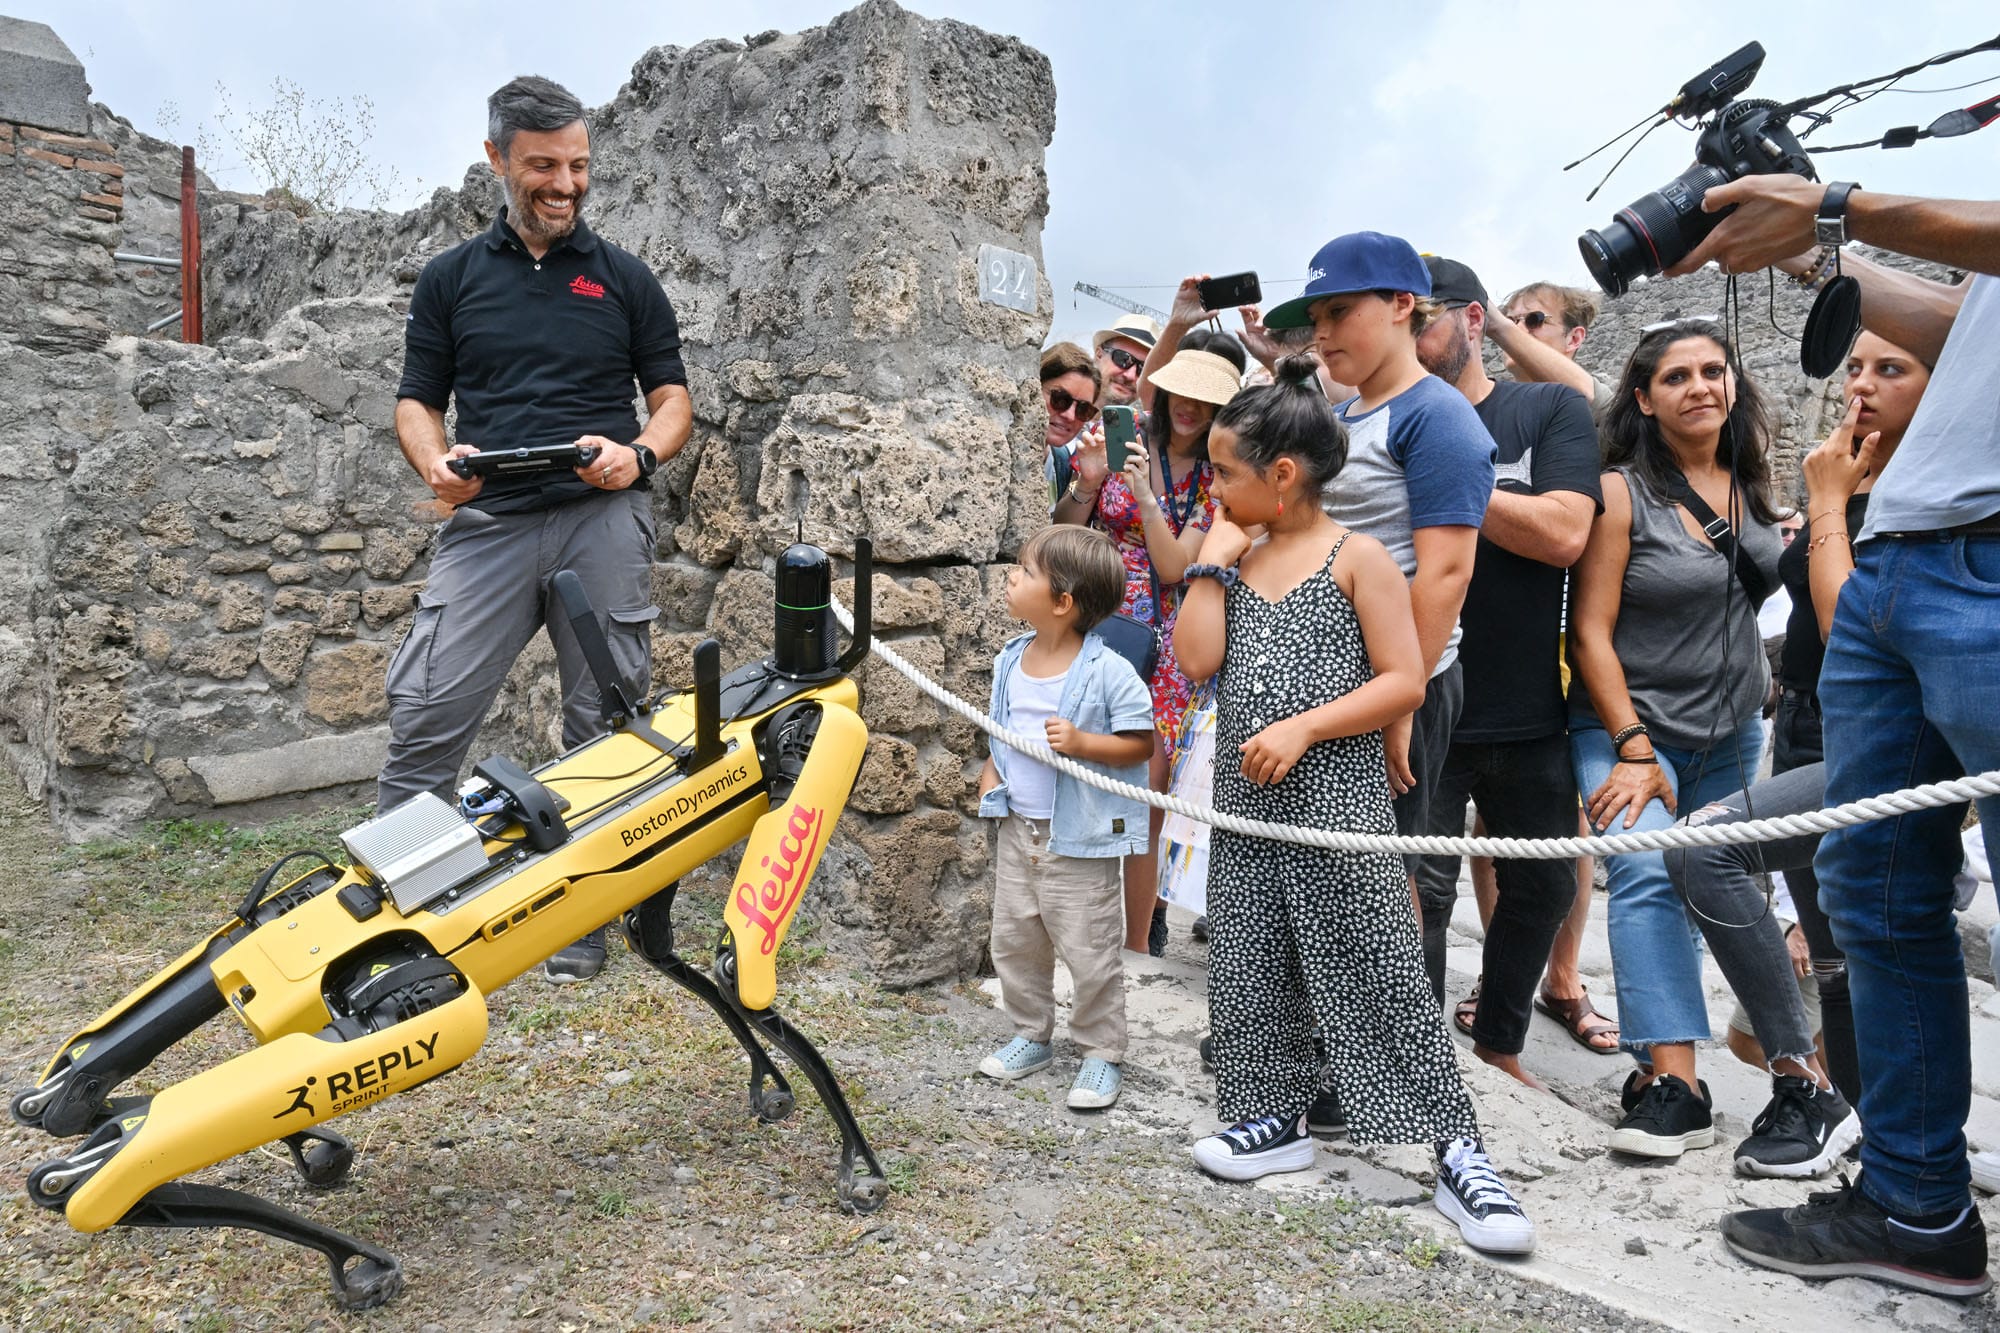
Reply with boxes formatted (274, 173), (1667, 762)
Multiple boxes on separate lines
(1071, 282), (1167, 322)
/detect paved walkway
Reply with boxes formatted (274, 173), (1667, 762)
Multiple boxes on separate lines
(1024, 881), (2000, 1333)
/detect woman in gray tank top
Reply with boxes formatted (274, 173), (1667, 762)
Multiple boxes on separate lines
(1566, 320), (1783, 1162)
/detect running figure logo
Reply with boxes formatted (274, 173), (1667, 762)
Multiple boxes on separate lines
(273, 1076), (317, 1120)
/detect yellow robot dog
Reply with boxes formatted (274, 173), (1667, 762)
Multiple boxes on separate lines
(13, 539), (889, 1311)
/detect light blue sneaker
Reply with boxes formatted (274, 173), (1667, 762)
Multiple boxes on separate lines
(1067, 1057), (1122, 1109)
(979, 1036), (1054, 1081)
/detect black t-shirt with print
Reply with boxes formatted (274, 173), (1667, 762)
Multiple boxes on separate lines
(1455, 380), (1604, 743)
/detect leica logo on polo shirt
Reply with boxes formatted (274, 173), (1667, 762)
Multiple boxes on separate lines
(569, 275), (606, 299)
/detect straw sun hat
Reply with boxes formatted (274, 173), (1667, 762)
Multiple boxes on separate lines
(1148, 349), (1242, 407)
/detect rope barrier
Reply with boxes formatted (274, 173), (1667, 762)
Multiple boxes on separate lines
(831, 597), (2000, 860)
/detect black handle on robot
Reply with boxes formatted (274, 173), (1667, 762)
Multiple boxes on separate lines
(833, 537), (873, 674)
(552, 570), (639, 727)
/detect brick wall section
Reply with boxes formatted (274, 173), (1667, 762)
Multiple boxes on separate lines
(0, 122), (123, 223)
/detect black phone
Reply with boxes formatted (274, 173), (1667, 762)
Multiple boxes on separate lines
(1198, 271), (1262, 310)
(1101, 406), (1138, 472)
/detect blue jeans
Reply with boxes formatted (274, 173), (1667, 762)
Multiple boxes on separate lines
(1817, 535), (2000, 1219)
(1571, 717), (1765, 1058)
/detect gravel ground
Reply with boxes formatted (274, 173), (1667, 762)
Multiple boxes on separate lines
(0, 795), (1691, 1332)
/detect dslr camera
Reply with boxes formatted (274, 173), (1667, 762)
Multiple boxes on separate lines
(1579, 42), (1816, 296)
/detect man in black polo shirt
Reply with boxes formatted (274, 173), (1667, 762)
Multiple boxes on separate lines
(383, 75), (693, 982)
(1410, 257), (1602, 1087)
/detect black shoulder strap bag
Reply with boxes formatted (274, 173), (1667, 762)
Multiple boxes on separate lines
(1662, 471), (1776, 610)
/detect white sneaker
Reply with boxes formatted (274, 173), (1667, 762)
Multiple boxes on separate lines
(1191, 1113), (1316, 1182)
(1434, 1136), (1536, 1255)
(1972, 1149), (2000, 1194)
(1067, 1058), (1121, 1110)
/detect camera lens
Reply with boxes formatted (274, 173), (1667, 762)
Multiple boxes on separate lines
(1577, 164), (1733, 296)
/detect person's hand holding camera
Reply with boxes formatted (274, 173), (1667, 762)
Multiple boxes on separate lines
(427, 444), (485, 505)
(1665, 173), (1824, 278)
(1169, 274), (1216, 329)
(1119, 439), (1155, 509)
(1071, 420), (1110, 491)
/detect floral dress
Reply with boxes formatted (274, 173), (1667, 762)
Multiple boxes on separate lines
(1093, 456), (1215, 754)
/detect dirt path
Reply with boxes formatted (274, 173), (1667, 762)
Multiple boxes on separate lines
(1, 795), (1990, 1329)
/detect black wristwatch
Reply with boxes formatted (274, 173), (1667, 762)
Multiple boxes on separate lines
(627, 443), (658, 480)
(1816, 182), (1861, 248)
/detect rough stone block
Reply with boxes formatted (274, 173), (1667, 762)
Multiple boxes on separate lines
(187, 726), (390, 805)
(257, 621), (315, 686)
(302, 641), (390, 725)
(851, 733), (921, 814)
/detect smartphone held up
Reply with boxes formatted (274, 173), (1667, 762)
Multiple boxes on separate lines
(1101, 405), (1139, 472)
(1197, 272), (1262, 311)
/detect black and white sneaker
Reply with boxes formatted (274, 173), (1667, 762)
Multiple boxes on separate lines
(1609, 1073), (1714, 1158)
(1192, 1113), (1315, 1182)
(1433, 1136), (1536, 1255)
(1307, 1084), (1347, 1138)
(544, 927), (607, 983)
(1735, 1075), (1863, 1179)
(1723, 1176), (1991, 1299)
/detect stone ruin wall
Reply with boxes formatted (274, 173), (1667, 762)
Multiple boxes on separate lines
(0, 1), (1055, 987)
(0, 3), (1951, 988)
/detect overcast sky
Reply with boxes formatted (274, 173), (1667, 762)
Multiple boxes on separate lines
(21, 0), (2000, 344)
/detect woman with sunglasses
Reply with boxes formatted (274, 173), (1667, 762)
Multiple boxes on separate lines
(1568, 318), (1786, 1164)
(1060, 277), (1246, 955)
(1039, 343), (1105, 512)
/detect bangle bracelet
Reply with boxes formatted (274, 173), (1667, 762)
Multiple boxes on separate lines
(1808, 531), (1852, 555)
(1617, 754), (1660, 766)
(1066, 478), (1098, 504)
(1811, 508), (1846, 530)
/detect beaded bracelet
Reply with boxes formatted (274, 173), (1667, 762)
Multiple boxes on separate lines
(1794, 245), (1841, 292)
(1610, 722), (1649, 750)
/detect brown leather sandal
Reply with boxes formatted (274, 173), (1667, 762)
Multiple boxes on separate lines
(1452, 979), (1481, 1038)
(1536, 987), (1620, 1053)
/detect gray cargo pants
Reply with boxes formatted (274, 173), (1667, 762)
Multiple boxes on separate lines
(376, 488), (658, 811)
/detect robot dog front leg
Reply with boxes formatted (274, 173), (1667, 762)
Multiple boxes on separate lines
(28, 979), (487, 1310)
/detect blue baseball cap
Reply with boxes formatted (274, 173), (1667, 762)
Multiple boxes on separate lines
(1262, 232), (1433, 330)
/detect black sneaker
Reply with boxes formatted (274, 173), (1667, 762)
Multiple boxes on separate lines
(1147, 901), (1169, 957)
(1618, 1068), (1710, 1113)
(1735, 1076), (1863, 1179)
(1434, 1135), (1536, 1255)
(1191, 914), (1210, 943)
(1723, 1176), (1992, 1299)
(1198, 1035), (1214, 1072)
(545, 927), (607, 983)
(1608, 1073), (1714, 1158)
(1307, 1084), (1347, 1138)
(1191, 1112), (1315, 1182)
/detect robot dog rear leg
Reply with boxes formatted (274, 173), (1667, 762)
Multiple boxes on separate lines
(623, 885), (798, 1124)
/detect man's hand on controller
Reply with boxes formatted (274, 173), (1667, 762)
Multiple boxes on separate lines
(429, 444), (485, 505)
(577, 434), (639, 490)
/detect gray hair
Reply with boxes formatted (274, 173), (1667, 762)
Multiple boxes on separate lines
(486, 76), (586, 157)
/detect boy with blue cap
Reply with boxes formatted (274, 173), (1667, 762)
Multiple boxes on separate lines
(1263, 232), (1498, 1004)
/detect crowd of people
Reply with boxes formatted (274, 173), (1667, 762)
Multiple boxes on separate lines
(389, 73), (2000, 1302)
(990, 190), (2000, 1295)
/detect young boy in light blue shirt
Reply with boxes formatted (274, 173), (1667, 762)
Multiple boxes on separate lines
(977, 526), (1154, 1109)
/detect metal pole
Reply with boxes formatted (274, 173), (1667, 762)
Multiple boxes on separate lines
(179, 147), (203, 344)
(114, 252), (181, 268)
(145, 309), (184, 334)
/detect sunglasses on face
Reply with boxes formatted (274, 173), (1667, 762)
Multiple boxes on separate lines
(1103, 346), (1146, 372)
(1640, 314), (1722, 334)
(1510, 310), (1557, 331)
(1047, 387), (1099, 421)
